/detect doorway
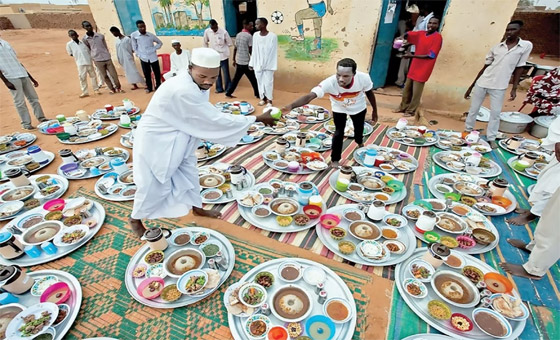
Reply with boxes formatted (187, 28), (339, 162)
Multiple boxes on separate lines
(223, 0), (258, 36)
(114, 0), (143, 35)
(369, 0), (450, 88)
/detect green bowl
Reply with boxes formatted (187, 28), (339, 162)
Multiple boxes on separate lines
(413, 199), (433, 211)
(387, 179), (404, 192)
(424, 231), (441, 243)
(444, 192), (461, 202)
(56, 132), (70, 141)
(512, 160), (530, 171)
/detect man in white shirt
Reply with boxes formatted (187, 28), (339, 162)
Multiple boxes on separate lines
(66, 30), (100, 98)
(130, 20), (163, 93)
(280, 58), (378, 167)
(0, 36), (48, 130)
(464, 20), (533, 148)
(249, 18), (278, 106)
(203, 19), (233, 93)
(129, 48), (275, 237)
(109, 26), (144, 90)
(164, 40), (191, 80)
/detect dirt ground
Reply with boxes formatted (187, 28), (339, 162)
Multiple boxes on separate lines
(0, 28), (556, 217)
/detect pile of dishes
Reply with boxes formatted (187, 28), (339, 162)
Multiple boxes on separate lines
(433, 151), (502, 178)
(216, 101), (255, 115)
(285, 104), (331, 124)
(226, 258), (357, 340)
(261, 120), (300, 135)
(263, 147), (329, 174)
(0, 133), (36, 155)
(0, 175), (69, 221)
(506, 151), (551, 180)
(428, 174), (517, 216)
(402, 199), (499, 254)
(57, 147), (130, 180)
(56, 120), (119, 145)
(237, 180), (323, 233)
(498, 136), (547, 155)
(386, 126), (438, 147)
(282, 130), (333, 152)
(436, 131), (492, 154)
(1, 196), (105, 266)
(37, 117), (80, 135)
(196, 141), (227, 162)
(353, 146), (419, 174)
(323, 119), (373, 138)
(0, 149), (55, 182)
(316, 204), (415, 266)
(198, 163), (256, 204)
(396, 248), (527, 339)
(124, 227), (234, 308)
(329, 166), (407, 205)
(91, 105), (140, 120)
(94, 169), (136, 202)
(239, 124), (265, 145)
(0, 268), (82, 340)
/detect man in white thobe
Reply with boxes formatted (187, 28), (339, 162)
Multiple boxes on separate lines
(109, 26), (144, 90)
(500, 115), (560, 279)
(66, 30), (99, 98)
(249, 17), (277, 106)
(163, 40), (191, 80)
(129, 48), (275, 237)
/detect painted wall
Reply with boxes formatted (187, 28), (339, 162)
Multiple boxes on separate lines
(421, 0), (520, 113)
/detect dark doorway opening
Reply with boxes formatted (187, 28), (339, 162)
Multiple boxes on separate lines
(223, 0), (258, 36)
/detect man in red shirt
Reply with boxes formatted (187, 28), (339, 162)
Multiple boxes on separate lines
(395, 17), (442, 117)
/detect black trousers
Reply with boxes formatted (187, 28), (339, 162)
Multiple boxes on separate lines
(331, 109), (366, 162)
(226, 64), (260, 97)
(140, 60), (161, 91)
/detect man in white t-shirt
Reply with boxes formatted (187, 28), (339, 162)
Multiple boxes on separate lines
(281, 58), (378, 167)
(164, 40), (191, 80)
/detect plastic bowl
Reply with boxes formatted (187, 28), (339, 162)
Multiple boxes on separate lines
(491, 196), (512, 208)
(40, 281), (71, 304)
(387, 179), (404, 191)
(303, 205), (322, 219)
(319, 214), (341, 229)
(56, 133), (70, 141)
(43, 199), (66, 212)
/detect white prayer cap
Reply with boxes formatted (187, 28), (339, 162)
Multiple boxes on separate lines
(191, 47), (220, 68)
(171, 39), (180, 44)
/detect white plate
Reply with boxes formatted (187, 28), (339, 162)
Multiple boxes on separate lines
(6, 302), (59, 339)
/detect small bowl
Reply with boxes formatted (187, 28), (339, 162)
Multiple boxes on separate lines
(387, 179), (404, 192)
(484, 272), (513, 294)
(323, 297), (353, 324)
(492, 196), (512, 208)
(402, 205), (424, 220)
(278, 261), (303, 283)
(238, 282), (267, 308)
(202, 188), (223, 201)
(144, 250), (165, 264)
(303, 205), (322, 219)
(43, 198), (65, 212)
(379, 163), (395, 172)
(440, 236), (459, 249)
(403, 278), (428, 299)
(252, 205), (271, 218)
(381, 227), (400, 240)
(382, 214), (406, 228)
(472, 308), (512, 338)
(435, 183), (453, 194)
(409, 260), (435, 282)
(137, 277), (165, 299)
(53, 304), (70, 326)
(200, 240), (222, 257)
(132, 264), (148, 278)
(489, 293), (529, 321)
(40, 281), (71, 304)
(170, 230), (192, 246)
(450, 313), (474, 332)
(472, 228), (496, 246)
(177, 269), (209, 295)
(342, 208), (365, 222)
(319, 214), (341, 229)
(423, 231), (441, 243)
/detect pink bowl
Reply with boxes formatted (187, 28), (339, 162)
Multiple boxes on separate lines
(43, 198), (65, 212)
(319, 214), (341, 229)
(136, 277), (165, 299)
(40, 282), (71, 304)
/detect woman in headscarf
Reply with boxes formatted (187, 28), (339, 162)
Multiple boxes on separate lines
(523, 67), (560, 117)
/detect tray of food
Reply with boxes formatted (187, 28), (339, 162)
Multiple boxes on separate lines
(261, 120), (300, 135)
(386, 126), (439, 147)
(436, 131), (492, 154)
(285, 104), (331, 124)
(498, 137), (548, 156)
(281, 130), (332, 152)
(226, 258), (357, 340)
(238, 125), (265, 145)
(0, 268), (83, 340)
(432, 151), (502, 178)
(124, 227), (235, 308)
(56, 120), (119, 145)
(353, 146), (419, 174)
(0, 150), (55, 182)
(91, 106), (141, 120)
(0, 174), (69, 222)
(37, 117), (80, 135)
(323, 119), (373, 138)
(215, 101), (255, 115)
(401, 199), (499, 254)
(120, 132), (133, 149)
(263, 147), (329, 175)
(427, 174), (517, 216)
(328, 166), (407, 205)
(56, 147), (130, 180)
(315, 204), (415, 266)
(395, 248), (526, 339)
(0, 196), (105, 267)
(197, 141), (227, 163)
(506, 156), (549, 180)
(0, 133), (37, 155)
(94, 169), (136, 202)
(237, 180), (323, 233)
(199, 163), (256, 204)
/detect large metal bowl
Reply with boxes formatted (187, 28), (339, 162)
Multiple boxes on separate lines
(21, 220), (64, 246)
(269, 197), (300, 217)
(163, 248), (206, 279)
(430, 270), (480, 308)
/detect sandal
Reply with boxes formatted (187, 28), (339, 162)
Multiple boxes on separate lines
(258, 100), (266, 106)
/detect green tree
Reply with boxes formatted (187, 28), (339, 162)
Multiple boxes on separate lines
(158, 0), (175, 27)
(185, 0), (210, 27)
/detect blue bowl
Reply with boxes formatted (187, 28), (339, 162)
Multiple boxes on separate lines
(305, 315), (336, 340)
(60, 162), (79, 172)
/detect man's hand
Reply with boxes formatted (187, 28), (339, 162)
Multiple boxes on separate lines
(280, 106), (291, 114)
(402, 52), (413, 59)
(464, 86), (473, 100)
(233, 60), (236, 67)
(256, 109), (276, 127)
(248, 66), (253, 71)
(509, 88), (517, 101)
(4, 81), (16, 90)
(370, 112), (378, 124)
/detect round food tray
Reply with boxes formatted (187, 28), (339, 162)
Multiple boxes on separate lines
(498, 139), (546, 156)
(261, 121), (301, 135)
(263, 148), (328, 175)
(58, 124), (119, 145)
(1, 197), (105, 267)
(395, 248), (525, 339)
(353, 146), (419, 174)
(506, 157), (540, 180)
(199, 163), (256, 204)
(197, 143), (228, 163)
(215, 102), (255, 115)
(57, 148), (130, 180)
(435, 131), (491, 154)
(0, 151), (55, 182)
(94, 172), (136, 202)
(432, 151), (502, 178)
(323, 120), (373, 138)
(91, 106), (141, 120)
(282, 130), (332, 152)
(386, 127), (439, 147)
(120, 132), (133, 149)
(227, 258), (357, 340)
(316, 204), (416, 266)
(124, 227), (235, 308)
(285, 104), (331, 124)
(0, 133), (37, 155)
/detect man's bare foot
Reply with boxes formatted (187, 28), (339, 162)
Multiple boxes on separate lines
(507, 238), (530, 252)
(226, 94), (236, 98)
(193, 207), (222, 218)
(129, 217), (146, 238)
(507, 211), (537, 225)
(331, 161), (340, 168)
(131, 84), (139, 90)
(392, 109), (405, 113)
(499, 262), (542, 280)
(514, 207), (529, 214)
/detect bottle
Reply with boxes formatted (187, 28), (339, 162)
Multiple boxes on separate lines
(27, 146), (49, 165)
(4, 168), (31, 187)
(120, 111), (131, 128)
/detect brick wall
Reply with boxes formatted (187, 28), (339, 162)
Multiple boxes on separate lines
(24, 12), (95, 30)
(0, 17), (14, 30)
(512, 10), (560, 56)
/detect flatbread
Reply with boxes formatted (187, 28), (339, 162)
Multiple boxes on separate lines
(205, 269), (220, 289)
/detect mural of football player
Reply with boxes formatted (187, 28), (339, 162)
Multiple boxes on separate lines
(291, 0), (334, 53)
